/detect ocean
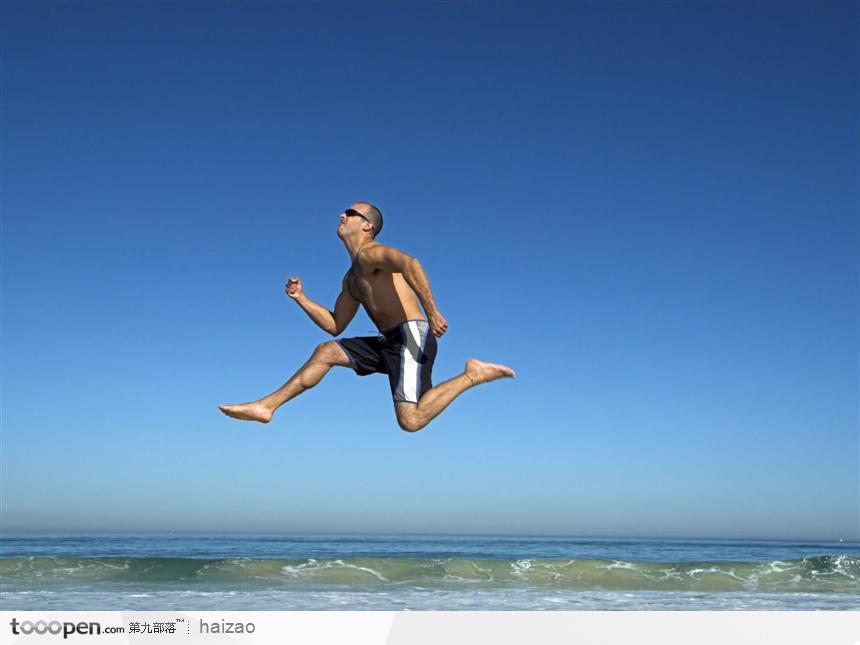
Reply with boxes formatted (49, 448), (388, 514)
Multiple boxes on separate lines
(1, 534), (857, 610)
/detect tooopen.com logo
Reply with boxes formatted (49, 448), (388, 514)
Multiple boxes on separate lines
(10, 618), (116, 639)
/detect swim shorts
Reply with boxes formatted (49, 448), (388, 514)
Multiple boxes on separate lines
(336, 319), (437, 404)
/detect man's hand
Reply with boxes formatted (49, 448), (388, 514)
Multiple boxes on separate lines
(285, 276), (304, 300)
(429, 312), (448, 337)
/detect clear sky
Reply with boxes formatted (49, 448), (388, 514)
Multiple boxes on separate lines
(1, 1), (857, 541)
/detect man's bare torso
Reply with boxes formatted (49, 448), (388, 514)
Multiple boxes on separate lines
(346, 254), (425, 332)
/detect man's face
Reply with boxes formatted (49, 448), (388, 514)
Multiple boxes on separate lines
(337, 204), (371, 238)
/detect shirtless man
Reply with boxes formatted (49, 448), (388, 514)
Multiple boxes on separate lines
(218, 202), (515, 432)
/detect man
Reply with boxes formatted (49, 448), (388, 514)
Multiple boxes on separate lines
(218, 202), (515, 432)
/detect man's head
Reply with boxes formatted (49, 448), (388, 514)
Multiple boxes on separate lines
(337, 202), (384, 240)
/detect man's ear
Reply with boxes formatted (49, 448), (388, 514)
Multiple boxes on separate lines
(363, 220), (374, 235)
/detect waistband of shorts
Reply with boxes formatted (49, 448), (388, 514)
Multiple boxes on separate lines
(381, 319), (429, 336)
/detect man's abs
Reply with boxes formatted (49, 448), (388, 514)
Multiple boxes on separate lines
(349, 269), (425, 331)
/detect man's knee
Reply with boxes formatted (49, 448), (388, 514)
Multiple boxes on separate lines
(313, 341), (345, 366)
(396, 406), (426, 433)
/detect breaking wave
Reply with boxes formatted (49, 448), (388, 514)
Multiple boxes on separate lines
(2, 555), (858, 593)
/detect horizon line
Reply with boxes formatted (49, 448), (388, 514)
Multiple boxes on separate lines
(1, 529), (856, 544)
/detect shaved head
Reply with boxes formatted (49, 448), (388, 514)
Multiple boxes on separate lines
(352, 202), (383, 237)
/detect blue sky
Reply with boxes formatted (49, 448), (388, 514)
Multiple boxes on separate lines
(1, 2), (857, 541)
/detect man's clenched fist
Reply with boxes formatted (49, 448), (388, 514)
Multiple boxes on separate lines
(429, 312), (448, 338)
(285, 276), (304, 300)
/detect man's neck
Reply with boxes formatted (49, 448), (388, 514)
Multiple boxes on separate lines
(343, 235), (374, 261)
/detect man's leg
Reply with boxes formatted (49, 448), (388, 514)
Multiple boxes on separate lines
(395, 358), (515, 432)
(219, 341), (353, 423)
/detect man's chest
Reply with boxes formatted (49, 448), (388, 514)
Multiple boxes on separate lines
(347, 266), (384, 300)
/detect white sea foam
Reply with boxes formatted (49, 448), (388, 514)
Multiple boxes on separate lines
(2, 588), (858, 611)
(602, 560), (638, 570)
(280, 558), (389, 582)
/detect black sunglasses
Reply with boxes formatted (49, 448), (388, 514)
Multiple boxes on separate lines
(344, 208), (371, 223)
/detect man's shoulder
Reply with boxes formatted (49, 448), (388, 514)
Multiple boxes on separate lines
(356, 242), (394, 263)
(361, 241), (392, 252)
(356, 242), (406, 275)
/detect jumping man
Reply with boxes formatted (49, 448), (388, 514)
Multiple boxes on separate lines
(218, 202), (515, 432)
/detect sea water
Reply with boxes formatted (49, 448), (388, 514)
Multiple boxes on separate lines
(1, 534), (858, 610)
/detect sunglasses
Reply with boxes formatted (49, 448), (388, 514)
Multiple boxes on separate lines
(344, 208), (371, 223)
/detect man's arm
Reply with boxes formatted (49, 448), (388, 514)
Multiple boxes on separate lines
(358, 245), (448, 337)
(285, 275), (359, 337)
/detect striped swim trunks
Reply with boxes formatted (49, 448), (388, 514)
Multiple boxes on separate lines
(336, 319), (437, 404)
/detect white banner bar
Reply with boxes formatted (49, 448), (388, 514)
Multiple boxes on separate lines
(1, 611), (858, 645)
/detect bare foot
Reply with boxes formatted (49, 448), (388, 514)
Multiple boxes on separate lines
(218, 402), (273, 423)
(465, 358), (516, 386)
